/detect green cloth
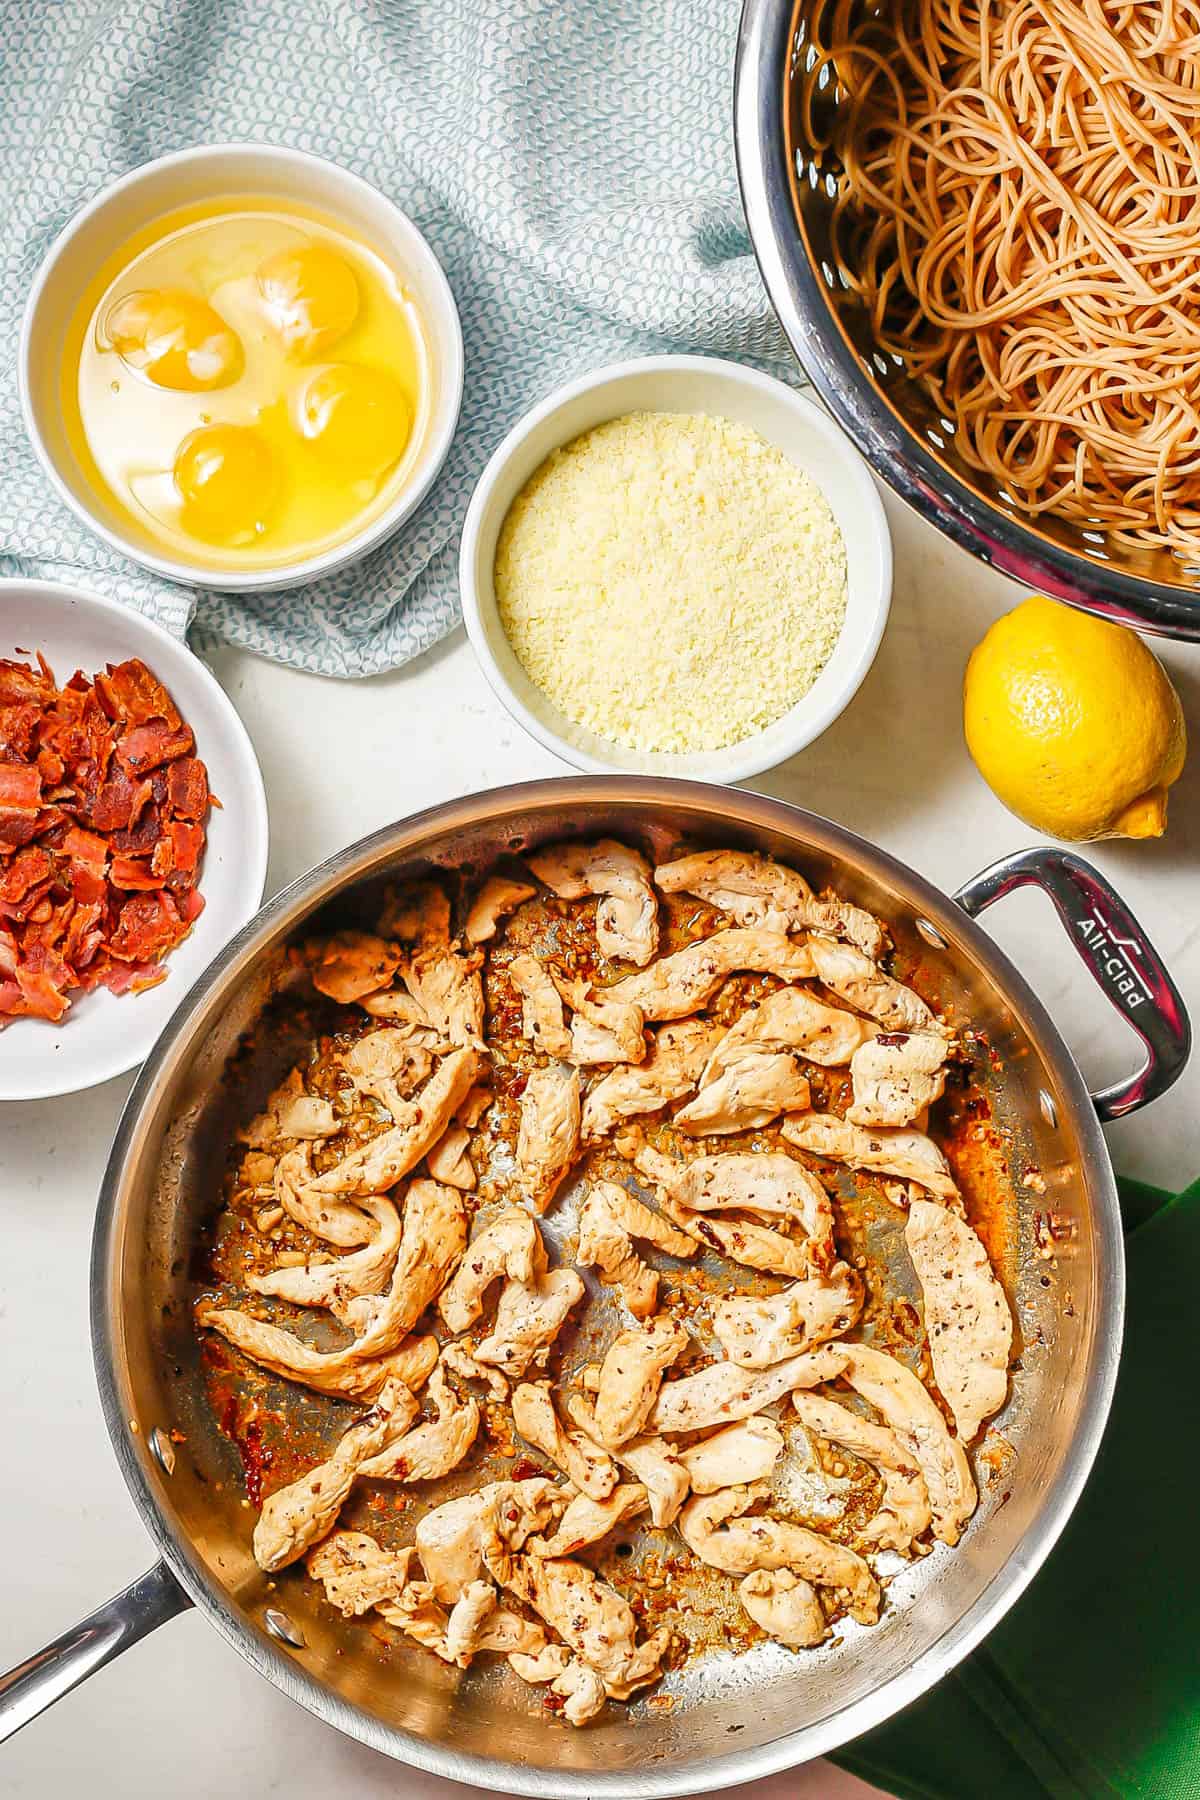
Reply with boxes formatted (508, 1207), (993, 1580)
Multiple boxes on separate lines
(833, 1175), (1200, 1800)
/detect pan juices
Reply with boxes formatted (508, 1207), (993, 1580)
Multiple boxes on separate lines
(61, 197), (431, 572)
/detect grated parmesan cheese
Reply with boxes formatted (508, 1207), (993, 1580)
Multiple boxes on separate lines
(493, 410), (848, 754)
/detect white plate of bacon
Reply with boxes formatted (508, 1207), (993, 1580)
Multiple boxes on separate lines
(0, 579), (268, 1099)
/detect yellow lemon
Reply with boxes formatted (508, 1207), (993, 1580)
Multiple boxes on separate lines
(964, 596), (1187, 841)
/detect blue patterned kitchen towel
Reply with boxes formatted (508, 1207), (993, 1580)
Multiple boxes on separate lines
(0, 0), (794, 677)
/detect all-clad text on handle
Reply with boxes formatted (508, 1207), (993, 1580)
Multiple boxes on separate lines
(953, 846), (1190, 1122)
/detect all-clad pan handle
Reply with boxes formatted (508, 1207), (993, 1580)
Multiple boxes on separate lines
(953, 846), (1190, 1122)
(0, 1560), (190, 1742)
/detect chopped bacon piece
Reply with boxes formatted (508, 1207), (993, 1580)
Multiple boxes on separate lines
(98, 659), (182, 730)
(16, 947), (71, 1021)
(114, 721), (194, 776)
(167, 758), (210, 821)
(0, 765), (41, 808)
(63, 902), (104, 966)
(0, 702), (42, 758)
(109, 803), (162, 856)
(68, 861), (108, 908)
(108, 891), (184, 962)
(0, 651), (211, 1027)
(86, 771), (148, 832)
(61, 825), (108, 868)
(0, 845), (52, 905)
(169, 820), (204, 876)
(0, 811), (45, 852)
(110, 856), (164, 891)
(0, 659), (55, 706)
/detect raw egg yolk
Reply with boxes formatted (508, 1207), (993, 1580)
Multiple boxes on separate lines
(299, 364), (412, 480)
(103, 289), (243, 391)
(173, 424), (280, 543)
(257, 245), (360, 358)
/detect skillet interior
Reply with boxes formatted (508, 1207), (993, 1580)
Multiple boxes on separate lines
(95, 783), (1118, 1793)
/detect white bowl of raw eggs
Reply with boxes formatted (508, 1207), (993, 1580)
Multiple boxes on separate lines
(20, 144), (464, 590)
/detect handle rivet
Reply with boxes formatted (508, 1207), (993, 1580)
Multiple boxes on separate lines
(1039, 1089), (1059, 1128)
(264, 1609), (306, 1649)
(148, 1427), (176, 1476)
(914, 917), (948, 949)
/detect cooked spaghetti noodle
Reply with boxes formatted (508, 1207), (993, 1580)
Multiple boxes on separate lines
(827, 0), (1200, 555)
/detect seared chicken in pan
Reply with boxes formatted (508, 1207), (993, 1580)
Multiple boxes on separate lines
(196, 838), (1013, 1729)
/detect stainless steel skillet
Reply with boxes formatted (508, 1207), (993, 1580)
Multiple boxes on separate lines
(0, 778), (1189, 1794)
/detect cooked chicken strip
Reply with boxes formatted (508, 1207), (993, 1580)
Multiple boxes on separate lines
(509, 1644), (572, 1685)
(628, 1141), (834, 1253)
(528, 839), (659, 967)
(439, 1208), (545, 1333)
(516, 1063), (581, 1214)
(551, 973), (647, 1067)
(551, 1660), (609, 1726)
(678, 1417), (785, 1494)
(440, 1340), (510, 1403)
(308, 930), (402, 1004)
(808, 937), (945, 1036)
(701, 986), (879, 1084)
(193, 1308), (438, 1401)
(580, 1020), (723, 1141)
(248, 1192), (403, 1314)
(401, 940), (485, 1049)
(781, 1113), (961, 1205)
(508, 954), (572, 1058)
(376, 1582), (456, 1659)
(594, 1318), (688, 1447)
(654, 850), (884, 960)
(904, 1200), (1012, 1443)
(792, 1391), (931, 1554)
(444, 1587), (548, 1664)
(848, 1032), (951, 1129)
(673, 1212), (816, 1281)
(606, 928), (814, 1021)
(201, 1188), (457, 1395)
(512, 1380), (618, 1499)
(424, 1121), (475, 1189)
(649, 1347), (848, 1435)
(239, 1068), (338, 1148)
(272, 1143), (377, 1248)
(306, 1531), (417, 1617)
(334, 1179), (468, 1352)
(252, 1379), (413, 1571)
(565, 1396), (691, 1529)
(342, 1027), (436, 1120)
(533, 1483), (649, 1557)
(465, 875), (536, 945)
(475, 1264), (585, 1378)
(836, 1343), (977, 1547)
(677, 1484), (880, 1625)
(481, 1512), (668, 1695)
(359, 988), (434, 1027)
(380, 879), (452, 949)
(576, 1181), (696, 1319)
(309, 1049), (480, 1197)
(457, 1084), (492, 1129)
(674, 1052), (811, 1135)
(713, 1263), (862, 1368)
(358, 1364), (480, 1482)
(443, 1580), (498, 1664)
(415, 1479), (563, 1603)
(739, 1569), (827, 1647)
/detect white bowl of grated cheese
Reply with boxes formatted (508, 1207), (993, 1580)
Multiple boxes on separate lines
(459, 354), (891, 782)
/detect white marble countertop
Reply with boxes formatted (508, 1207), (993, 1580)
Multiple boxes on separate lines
(1, 486), (1196, 1798)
